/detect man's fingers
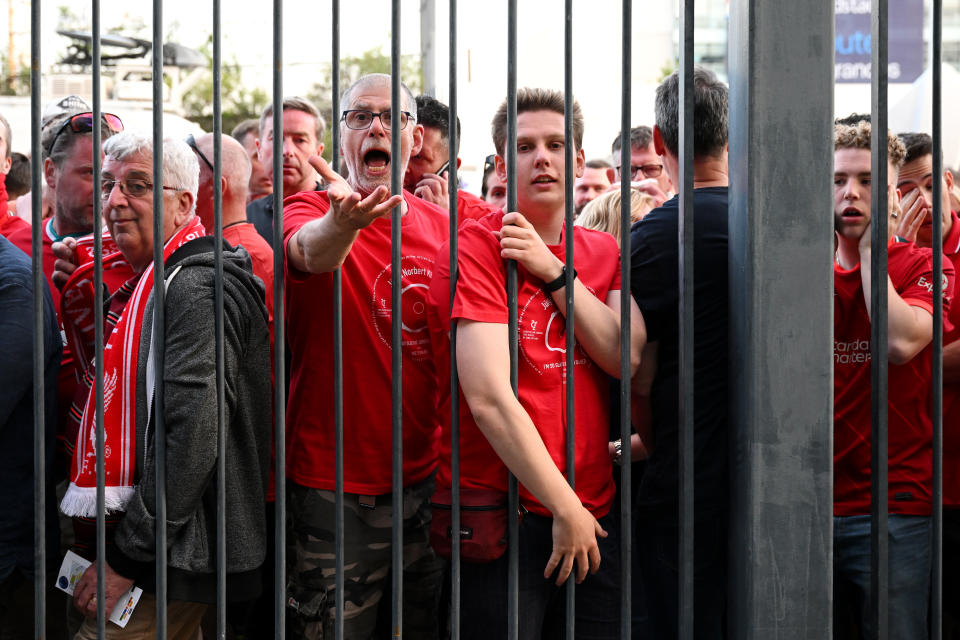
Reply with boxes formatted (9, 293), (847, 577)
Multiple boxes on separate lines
(501, 211), (530, 228)
(555, 554), (575, 586)
(544, 551), (561, 580)
(308, 154), (342, 184)
(575, 548), (589, 583)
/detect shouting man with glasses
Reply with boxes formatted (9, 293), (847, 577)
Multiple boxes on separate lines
(61, 131), (272, 638)
(283, 73), (447, 638)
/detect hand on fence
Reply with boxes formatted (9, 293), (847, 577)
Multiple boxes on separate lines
(498, 212), (563, 284)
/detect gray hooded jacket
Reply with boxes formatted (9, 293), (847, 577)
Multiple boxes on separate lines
(104, 240), (272, 604)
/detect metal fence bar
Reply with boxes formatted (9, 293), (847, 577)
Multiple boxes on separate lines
(869, 0), (890, 636)
(30, 0), (44, 635)
(390, 1), (404, 635)
(331, 2), (346, 639)
(562, 0), (577, 636)
(677, 0), (695, 638)
(271, 0), (287, 636)
(211, 0), (228, 636)
(91, 0), (108, 634)
(618, 1), (633, 636)
(448, 0), (462, 637)
(505, 0), (520, 637)
(151, 1), (169, 635)
(931, 0), (944, 636)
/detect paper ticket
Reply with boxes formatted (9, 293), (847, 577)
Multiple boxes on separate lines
(56, 550), (144, 628)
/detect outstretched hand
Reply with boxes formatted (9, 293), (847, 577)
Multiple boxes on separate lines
(308, 155), (403, 231)
(545, 505), (606, 585)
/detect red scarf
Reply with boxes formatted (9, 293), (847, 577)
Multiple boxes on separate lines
(60, 217), (206, 517)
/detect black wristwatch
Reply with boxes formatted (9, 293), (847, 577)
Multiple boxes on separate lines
(543, 265), (577, 293)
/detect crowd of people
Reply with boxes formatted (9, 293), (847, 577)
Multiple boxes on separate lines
(1, 65), (959, 639)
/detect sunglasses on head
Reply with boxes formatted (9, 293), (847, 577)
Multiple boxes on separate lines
(484, 154), (497, 174)
(46, 112), (124, 156)
(185, 134), (214, 172)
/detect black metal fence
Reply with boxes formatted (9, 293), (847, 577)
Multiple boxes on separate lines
(20, 0), (948, 637)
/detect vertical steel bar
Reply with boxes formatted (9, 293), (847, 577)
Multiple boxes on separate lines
(91, 0), (107, 634)
(931, 0), (944, 635)
(677, 0), (696, 638)
(618, 1), (633, 637)
(869, 0), (890, 636)
(271, 0), (286, 636)
(448, 0), (462, 637)
(212, 0), (227, 636)
(331, 2), (345, 639)
(562, 0), (576, 636)
(390, 1), (404, 636)
(151, 2), (169, 635)
(506, 0), (520, 637)
(29, 1), (44, 636)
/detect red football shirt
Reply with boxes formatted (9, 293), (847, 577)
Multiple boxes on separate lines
(283, 190), (448, 494)
(426, 211), (619, 518)
(0, 212), (29, 239)
(7, 218), (61, 312)
(456, 189), (501, 223)
(834, 241), (955, 516)
(939, 211), (960, 506)
(224, 222), (275, 349)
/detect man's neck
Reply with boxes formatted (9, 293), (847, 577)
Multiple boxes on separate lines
(51, 213), (88, 239)
(835, 235), (861, 270)
(222, 201), (248, 228)
(522, 204), (564, 245)
(665, 152), (729, 190)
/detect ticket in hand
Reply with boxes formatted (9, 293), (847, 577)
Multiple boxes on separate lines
(55, 550), (144, 628)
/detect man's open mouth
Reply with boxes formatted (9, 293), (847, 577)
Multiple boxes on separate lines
(364, 149), (391, 170)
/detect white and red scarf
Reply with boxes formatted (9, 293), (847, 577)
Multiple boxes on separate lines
(60, 217), (206, 517)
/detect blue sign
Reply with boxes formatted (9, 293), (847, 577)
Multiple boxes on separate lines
(835, 0), (923, 83)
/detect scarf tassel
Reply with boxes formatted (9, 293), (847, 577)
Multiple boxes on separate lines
(60, 482), (135, 517)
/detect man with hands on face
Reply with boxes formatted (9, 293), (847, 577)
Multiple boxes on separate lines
(832, 122), (953, 640)
(404, 94), (500, 222)
(425, 88), (644, 639)
(894, 131), (960, 635)
(283, 74), (447, 638)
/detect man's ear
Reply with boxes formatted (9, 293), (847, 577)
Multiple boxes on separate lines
(606, 167), (616, 184)
(315, 142), (325, 157)
(455, 157), (462, 170)
(176, 191), (195, 227)
(43, 157), (57, 190)
(0, 155), (11, 175)
(945, 168), (955, 191)
(574, 148), (586, 179)
(652, 126), (666, 156)
(495, 155), (507, 181)
(411, 124), (424, 157)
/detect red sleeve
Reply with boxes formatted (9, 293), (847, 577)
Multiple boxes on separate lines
(892, 245), (939, 314)
(451, 220), (509, 324)
(282, 191), (331, 284)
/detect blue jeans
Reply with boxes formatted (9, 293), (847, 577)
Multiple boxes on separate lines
(459, 510), (621, 640)
(833, 514), (931, 640)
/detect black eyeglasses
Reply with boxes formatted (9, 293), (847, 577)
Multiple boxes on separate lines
(341, 109), (414, 131)
(46, 112), (124, 156)
(185, 134), (214, 172)
(101, 177), (181, 200)
(617, 163), (664, 179)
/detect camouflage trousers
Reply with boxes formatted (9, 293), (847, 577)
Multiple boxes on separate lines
(287, 477), (443, 639)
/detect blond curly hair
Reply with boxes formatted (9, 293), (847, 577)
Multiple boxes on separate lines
(834, 120), (906, 169)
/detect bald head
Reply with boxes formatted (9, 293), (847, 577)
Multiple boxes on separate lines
(193, 133), (252, 230)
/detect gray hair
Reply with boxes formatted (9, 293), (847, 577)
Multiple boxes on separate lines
(340, 74), (417, 118)
(654, 67), (728, 158)
(103, 131), (199, 215)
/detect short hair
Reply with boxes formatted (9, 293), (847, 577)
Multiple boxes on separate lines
(6, 152), (30, 198)
(835, 113), (870, 127)
(103, 131), (199, 215)
(0, 112), (11, 159)
(415, 94), (461, 156)
(897, 132), (932, 166)
(259, 96), (326, 143)
(481, 162), (496, 199)
(834, 121), (906, 169)
(491, 88), (583, 157)
(231, 118), (260, 143)
(654, 67), (728, 157)
(611, 126), (653, 155)
(585, 158), (612, 170)
(340, 74), (417, 119)
(575, 188), (657, 244)
(43, 113), (119, 167)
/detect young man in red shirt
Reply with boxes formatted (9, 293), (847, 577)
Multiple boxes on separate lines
(426, 88), (644, 638)
(283, 73), (447, 638)
(833, 121), (953, 639)
(893, 130), (960, 635)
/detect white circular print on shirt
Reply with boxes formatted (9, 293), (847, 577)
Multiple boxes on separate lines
(370, 255), (435, 362)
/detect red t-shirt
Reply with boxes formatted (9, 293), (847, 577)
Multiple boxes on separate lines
(283, 190), (448, 494)
(456, 189), (501, 223)
(7, 218), (61, 312)
(834, 241), (955, 516)
(940, 211), (960, 506)
(426, 211), (618, 518)
(0, 212), (29, 239)
(224, 222), (275, 349)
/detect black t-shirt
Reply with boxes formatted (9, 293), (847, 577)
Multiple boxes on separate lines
(629, 186), (728, 512)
